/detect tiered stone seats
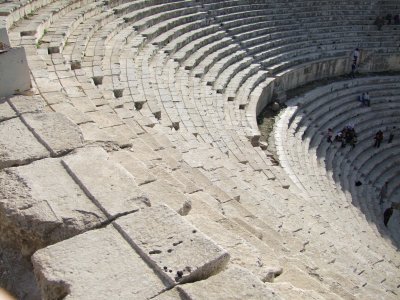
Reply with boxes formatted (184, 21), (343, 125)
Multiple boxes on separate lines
(274, 76), (400, 246)
(1, 0), (400, 299)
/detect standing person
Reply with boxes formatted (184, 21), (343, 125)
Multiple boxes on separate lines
(374, 16), (384, 30)
(388, 126), (395, 143)
(379, 181), (388, 204)
(394, 14), (400, 25)
(350, 62), (356, 78)
(386, 13), (392, 25)
(353, 48), (360, 64)
(374, 130), (383, 148)
(362, 92), (370, 106)
(327, 128), (333, 143)
(383, 206), (393, 227)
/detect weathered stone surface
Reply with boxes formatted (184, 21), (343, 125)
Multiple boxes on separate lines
(109, 150), (156, 186)
(0, 118), (49, 169)
(62, 147), (150, 218)
(32, 226), (166, 300)
(22, 112), (84, 156)
(114, 204), (230, 286)
(86, 110), (124, 128)
(140, 179), (188, 211)
(274, 267), (337, 297)
(0, 241), (41, 300)
(7, 95), (46, 115)
(0, 158), (106, 255)
(78, 122), (115, 143)
(51, 102), (93, 124)
(178, 266), (281, 299)
(265, 282), (328, 300)
(0, 98), (16, 121)
(152, 288), (184, 300)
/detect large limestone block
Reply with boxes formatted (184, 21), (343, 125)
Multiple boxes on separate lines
(0, 98), (16, 121)
(51, 102), (93, 124)
(0, 48), (31, 98)
(0, 158), (106, 255)
(0, 117), (49, 169)
(22, 112), (84, 156)
(86, 110), (124, 128)
(32, 226), (167, 300)
(113, 205), (230, 286)
(7, 95), (46, 115)
(178, 266), (281, 299)
(109, 150), (156, 186)
(265, 282), (328, 300)
(185, 214), (281, 282)
(153, 288), (183, 300)
(140, 179), (189, 212)
(62, 147), (150, 218)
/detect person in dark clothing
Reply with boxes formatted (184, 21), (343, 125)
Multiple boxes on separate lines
(350, 62), (356, 78)
(386, 13), (392, 25)
(388, 126), (395, 143)
(374, 130), (383, 148)
(383, 207), (393, 227)
(327, 128), (333, 143)
(374, 16), (385, 30)
(394, 14), (400, 25)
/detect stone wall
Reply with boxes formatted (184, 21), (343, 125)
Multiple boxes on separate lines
(0, 47), (31, 98)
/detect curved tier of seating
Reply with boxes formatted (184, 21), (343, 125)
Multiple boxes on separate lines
(275, 76), (400, 243)
(1, 0), (400, 299)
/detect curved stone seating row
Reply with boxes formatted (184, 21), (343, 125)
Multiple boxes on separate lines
(279, 81), (399, 200)
(275, 107), (400, 294)
(0, 93), (362, 298)
(275, 77), (400, 250)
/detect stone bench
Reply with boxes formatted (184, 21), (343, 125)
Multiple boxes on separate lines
(32, 204), (230, 299)
(43, 1), (103, 54)
(172, 28), (225, 62)
(183, 36), (233, 70)
(192, 43), (240, 78)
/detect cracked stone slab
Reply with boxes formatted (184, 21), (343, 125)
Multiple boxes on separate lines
(85, 110), (124, 128)
(32, 226), (167, 300)
(7, 95), (46, 115)
(140, 179), (189, 212)
(62, 147), (150, 218)
(22, 112), (84, 156)
(109, 150), (156, 186)
(0, 158), (106, 255)
(0, 98), (16, 121)
(177, 266), (281, 299)
(51, 102), (93, 124)
(0, 117), (49, 169)
(113, 204), (230, 287)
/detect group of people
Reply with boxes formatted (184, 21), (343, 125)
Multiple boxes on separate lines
(358, 92), (371, 106)
(326, 123), (398, 228)
(374, 14), (400, 30)
(327, 125), (358, 148)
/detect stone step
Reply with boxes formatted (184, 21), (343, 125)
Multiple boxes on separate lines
(61, 147), (151, 218)
(0, 157), (107, 255)
(113, 204), (230, 285)
(32, 225), (168, 300)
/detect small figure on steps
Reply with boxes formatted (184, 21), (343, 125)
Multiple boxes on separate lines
(379, 181), (388, 204)
(383, 206), (393, 227)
